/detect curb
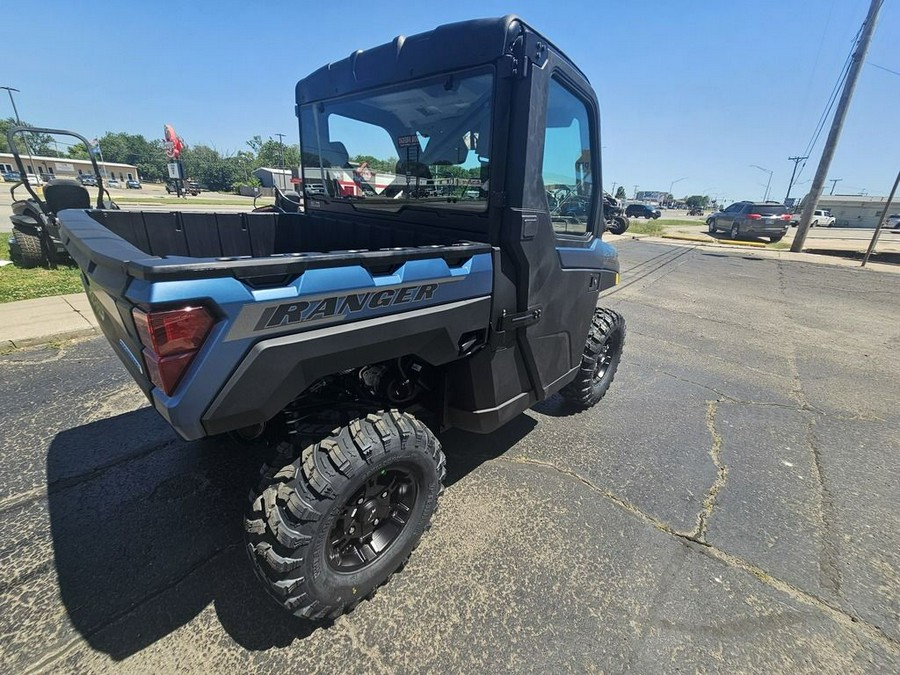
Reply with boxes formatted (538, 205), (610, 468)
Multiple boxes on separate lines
(660, 234), (714, 244)
(660, 233), (768, 248)
(2, 327), (98, 352)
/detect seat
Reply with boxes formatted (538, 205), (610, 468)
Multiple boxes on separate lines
(319, 141), (350, 168)
(43, 179), (91, 215)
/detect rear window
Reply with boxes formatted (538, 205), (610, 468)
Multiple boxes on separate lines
(750, 204), (787, 216)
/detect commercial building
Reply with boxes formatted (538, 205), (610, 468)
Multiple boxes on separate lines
(0, 153), (139, 182)
(797, 194), (895, 228)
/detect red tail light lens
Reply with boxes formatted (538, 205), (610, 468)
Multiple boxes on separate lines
(746, 213), (762, 220)
(779, 214), (792, 221)
(132, 306), (214, 395)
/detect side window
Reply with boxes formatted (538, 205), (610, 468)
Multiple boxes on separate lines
(542, 77), (594, 236)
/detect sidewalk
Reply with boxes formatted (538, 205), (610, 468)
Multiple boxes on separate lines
(0, 293), (98, 350)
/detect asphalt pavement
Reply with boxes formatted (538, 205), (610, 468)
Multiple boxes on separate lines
(0, 240), (898, 673)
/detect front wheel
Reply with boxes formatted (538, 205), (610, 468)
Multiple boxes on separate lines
(608, 215), (629, 235)
(560, 308), (626, 408)
(245, 410), (445, 620)
(707, 219), (717, 234)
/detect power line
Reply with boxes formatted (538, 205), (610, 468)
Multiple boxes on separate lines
(794, 21), (864, 185)
(869, 62), (900, 77)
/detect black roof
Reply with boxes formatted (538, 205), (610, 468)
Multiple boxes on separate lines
(295, 15), (581, 105)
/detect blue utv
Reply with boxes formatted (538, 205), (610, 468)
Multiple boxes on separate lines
(58, 15), (625, 620)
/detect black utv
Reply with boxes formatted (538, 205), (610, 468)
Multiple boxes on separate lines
(5, 127), (113, 268)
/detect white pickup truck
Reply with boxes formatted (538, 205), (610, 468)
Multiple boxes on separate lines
(790, 209), (836, 227)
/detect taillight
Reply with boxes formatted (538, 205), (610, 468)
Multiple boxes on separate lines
(132, 306), (214, 395)
(746, 213), (762, 220)
(779, 214), (792, 221)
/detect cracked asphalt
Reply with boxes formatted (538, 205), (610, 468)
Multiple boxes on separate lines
(1, 240), (898, 673)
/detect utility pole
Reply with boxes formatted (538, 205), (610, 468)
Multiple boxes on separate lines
(828, 178), (843, 195)
(610, 182), (617, 197)
(274, 132), (287, 189)
(861, 169), (899, 267)
(792, 0), (882, 252)
(633, 185), (638, 199)
(784, 155), (808, 205)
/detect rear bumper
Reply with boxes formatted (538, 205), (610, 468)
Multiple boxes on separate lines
(742, 223), (788, 235)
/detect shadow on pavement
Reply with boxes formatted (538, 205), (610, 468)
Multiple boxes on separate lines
(805, 248), (900, 265)
(47, 406), (533, 658)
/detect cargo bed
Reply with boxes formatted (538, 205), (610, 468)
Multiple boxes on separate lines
(59, 209), (491, 282)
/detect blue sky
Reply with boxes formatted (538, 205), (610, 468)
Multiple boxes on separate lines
(5, 0), (898, 201)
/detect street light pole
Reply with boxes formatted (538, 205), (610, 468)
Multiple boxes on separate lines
(668, 176), (687, 207)
(1, 84), (38, 179)
(1, 86), (22, 123)
(750, 165), (773, 201)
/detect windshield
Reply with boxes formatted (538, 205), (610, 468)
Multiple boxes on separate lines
(299, 71), (493, 212)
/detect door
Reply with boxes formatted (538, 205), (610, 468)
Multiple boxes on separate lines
(501, 71), (607, 399)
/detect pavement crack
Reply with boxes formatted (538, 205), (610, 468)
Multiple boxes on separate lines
(499, 454), (900, 655)
(0, 438), (181, 516)
(805, 418), (844, 597)
(0, 483), (48, 514)
(61, 297), (95, 328)
(657, 369), (825, 415)
(500, 456), (693, 538)
(22, 542), (241, 675)
(690, 401), (728, 541)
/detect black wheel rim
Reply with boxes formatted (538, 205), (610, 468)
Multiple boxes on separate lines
(592, 331), (621, 383)
(326, 466), (419, 572)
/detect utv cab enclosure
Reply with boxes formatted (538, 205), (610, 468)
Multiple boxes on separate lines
(59, 16), (624, 620)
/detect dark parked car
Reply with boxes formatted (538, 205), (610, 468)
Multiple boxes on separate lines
(707, 201), (791, 242)
(625, 204), (661, 219)
(165, 180), (201, 195)
(126, 179), (142, 189)
(78, 174), (98, 187)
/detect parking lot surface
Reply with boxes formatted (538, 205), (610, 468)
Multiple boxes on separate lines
(1, 240), (897, 673)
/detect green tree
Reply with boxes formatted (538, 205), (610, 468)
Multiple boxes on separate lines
(614, 186), (626, 200)
(66, 142), (90, 160)
(0, 117), (56, 155)
(93, 132), (168, 181)
(255, 139), (300, 169)
(684, 195), (710, 209)
(351, 154), (398, 173)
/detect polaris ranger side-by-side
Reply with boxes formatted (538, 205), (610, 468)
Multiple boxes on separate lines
(58, 16), (625, 620)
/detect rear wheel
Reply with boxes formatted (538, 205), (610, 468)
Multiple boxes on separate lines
(730, 223), (740, 240)
(769, 234), (784, 243)
(245, 410), (444, 620)
(560, 308), (625, 408)
(13, 229), (45, 268)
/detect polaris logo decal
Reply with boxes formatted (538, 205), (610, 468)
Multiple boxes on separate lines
(254, 283), (439, 331)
